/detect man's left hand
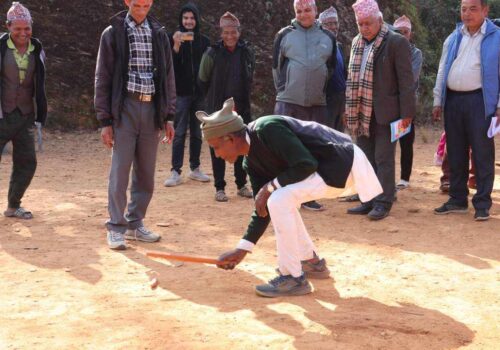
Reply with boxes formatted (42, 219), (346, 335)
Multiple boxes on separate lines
(161, 122), (175, 144)
(401, 117), (413, 129)
(255, 185), (272, 217)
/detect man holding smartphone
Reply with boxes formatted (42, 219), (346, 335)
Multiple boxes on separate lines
(164, 3), (211, 187)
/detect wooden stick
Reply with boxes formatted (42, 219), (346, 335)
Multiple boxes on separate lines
(146, 250), (227, 266)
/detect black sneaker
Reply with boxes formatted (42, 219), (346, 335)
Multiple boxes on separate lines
(347, 202), (372, 215)
(255, 273), (312, 297)
(434, 202), (468, 215)
(474, 208), (490, 221)
(301, 200), (325, 211)
(367, 205), (390, 220)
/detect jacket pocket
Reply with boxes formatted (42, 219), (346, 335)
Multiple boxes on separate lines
(307, 65), (328, 105)
(284, 62), (308, 104)
(376, 95), (400, 123)
(276, 59), (289, 93)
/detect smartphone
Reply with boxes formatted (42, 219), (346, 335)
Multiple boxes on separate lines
(180, 32), (194, 41)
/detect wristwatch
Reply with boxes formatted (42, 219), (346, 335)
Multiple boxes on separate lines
(267, 181), (276, 193)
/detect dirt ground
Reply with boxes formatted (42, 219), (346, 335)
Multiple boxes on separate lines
(0, 128), (499, 350)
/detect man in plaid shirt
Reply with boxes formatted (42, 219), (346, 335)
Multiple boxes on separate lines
(95, 0), (176, 250)
(125, 13), (155, 95)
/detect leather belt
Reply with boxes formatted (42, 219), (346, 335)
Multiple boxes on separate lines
(127, 91), (153, 102)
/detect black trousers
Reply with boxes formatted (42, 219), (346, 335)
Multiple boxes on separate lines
(326, 91), (346, 132)
(399, 123), (415, 181)
(444, 89), (495, 210)
(210, 148), (247, 191)
(356, 118), (397, 209)
(0, 109), (37, 209)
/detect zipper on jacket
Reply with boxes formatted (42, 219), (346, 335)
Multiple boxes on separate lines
(191, 41), (195, 96)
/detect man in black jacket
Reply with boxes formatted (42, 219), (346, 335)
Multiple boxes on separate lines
(164, 3), (211, 187)
(94, 0), (176, 250)
(196, 98), (382, 297)
(1, 2), (47, 220)
(198, 12), (255, 202)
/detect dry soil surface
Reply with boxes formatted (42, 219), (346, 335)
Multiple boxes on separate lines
(0, 128), (499, 350)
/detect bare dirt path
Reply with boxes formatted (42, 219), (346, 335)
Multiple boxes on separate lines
(0, 128), (499, 349)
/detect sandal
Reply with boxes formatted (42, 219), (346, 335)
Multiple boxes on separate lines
(4, 207), (33, 220)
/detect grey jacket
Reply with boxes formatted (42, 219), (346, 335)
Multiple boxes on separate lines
(272, 19), (336, 107)
(94, 11), (176, 129)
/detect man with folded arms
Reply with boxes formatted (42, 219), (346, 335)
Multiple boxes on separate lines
(272, 0), (337, 212)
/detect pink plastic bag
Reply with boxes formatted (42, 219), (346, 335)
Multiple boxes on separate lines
(434, 132), (446, 166)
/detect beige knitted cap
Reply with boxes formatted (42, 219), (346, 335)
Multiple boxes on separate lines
(196, 98), (245, 139)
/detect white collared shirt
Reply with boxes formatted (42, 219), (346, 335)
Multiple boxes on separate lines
(360, 41), (375, 79)
(434, 20), (500, 108)
(446, 21), (486, 92)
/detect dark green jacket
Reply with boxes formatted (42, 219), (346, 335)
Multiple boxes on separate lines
(243, 116), (354, 244)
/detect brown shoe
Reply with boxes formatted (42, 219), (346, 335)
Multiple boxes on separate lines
(301, 258), (330, 279)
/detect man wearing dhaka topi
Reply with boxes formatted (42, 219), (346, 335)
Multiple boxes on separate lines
(1, 2), (47, 220)
(197, 98), (382, 297)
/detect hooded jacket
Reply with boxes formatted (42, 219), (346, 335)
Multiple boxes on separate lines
(170, 3), (210, 97)
(272, 19), (337, 107)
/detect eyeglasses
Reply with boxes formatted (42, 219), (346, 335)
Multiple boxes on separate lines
(321, 21), (338, 27)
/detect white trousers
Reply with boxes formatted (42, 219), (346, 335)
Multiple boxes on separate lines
(267, 145), (382, 277)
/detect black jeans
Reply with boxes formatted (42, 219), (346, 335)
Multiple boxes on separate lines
(444, 89), (495, 210)
(399, 123), (415, 181)
(0, 109), (37, 209)
(171, 95), (204, 174)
